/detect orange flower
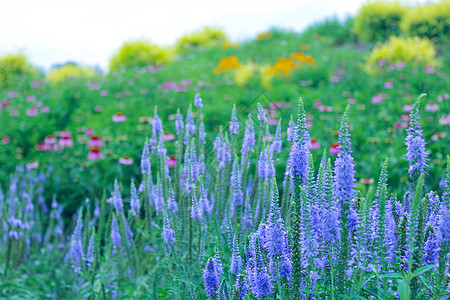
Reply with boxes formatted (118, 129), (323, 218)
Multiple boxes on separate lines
(214, 56), (241, 74)
(265, 58), (295, 75)
(290, 52), (314, 65)
(299, 44), (310, 50)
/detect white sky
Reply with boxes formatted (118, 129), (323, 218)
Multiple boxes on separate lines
(0, 0), (433, 71)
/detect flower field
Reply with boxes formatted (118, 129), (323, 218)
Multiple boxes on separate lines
(0, 6), (449, 299)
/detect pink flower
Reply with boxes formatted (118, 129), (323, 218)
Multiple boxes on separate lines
(371, 94), (386, 104)
(58, 131), (74, 147)
(305, 121), (313, 128)
(384, 81), (393, 89)
(268, 119), (278, 126)
(310, 138), (319, 149)
(41, 106), (50, 113)
(329, 143), (341, 156)
(31, 81), (40, 87)
(431, 132), (446, 141)
(88, 147), (103, 161)
(348, 98), (356, 104)
(7, 91), (18, 97)
(181, 79), (191, 86)
(401, 114), (410, 121)
(100, 90), (108, 96)
(439, 114), (450, 125)
(425, 66), (435, 74)
(88, 134), (103, 147)
(112, 112), (127, 123)
(378, 59), (386, 66)
(44, 135), (56, 145)
(119, 156), (133, 165)
(437, 93), (449, 102)
(331, 75), (340, 83)
(37, 142), (50, 151)
(425, 102), (439, 112)
(26, 161), (39, 170)
(85, 128), (94, 135)
(396, 62), (405, 69)
(164, 132), (175, 142)
(314, 100), (322, 109)
(2, 136), (10, 144)
(26, 95), (36, 102)
(167, 155), (176, 168)
(403, 103), (413, 112)
(394, 122), (408, 129)
(175, 86), (186, 92)
(90, 82), (100, 90)
(26, 107), (38, 116)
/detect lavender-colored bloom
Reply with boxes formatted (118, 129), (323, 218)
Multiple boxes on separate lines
(266, 183), (286, 257)
(167, 186), (178, 213)
(234, 275), (249, 299)
(251, 238), (273, 298)
(289, 100), (310, 182)
(334, 106), (355, 206)
(162, 210), (176, 245)
(85, 232), (95, 268)
(272, 121), (282, 153)
(257, 103), (268, 123)
(152, 113), (163, 136)
(140, 139), (151, 175)
(231, 158), (244, 205)
(405, 95), (428, 180)
(230, 235), (242, 275)
(214, 134), (232, 170)
(69, 211), (84, 273)
(154, 179), (164, 215)
(130, 181), (140, 216)
(111, 215), (121, 253)
(241, 118), (255, 155)
(191, 193), (203, 219)
(438, 203), (450, 245)
(287, 116), (295, 142)
(175, 109), (184, 135)
(203, 257), (220, 297)
(194, 93), (203, 108)
(199, 122), (206, 144)
(112, 180), (124, 213)
(422, 227), (438, 265)
(242, 196), (253, 230)
(186, 107), (196, 135)
(230, 105), (239, 135)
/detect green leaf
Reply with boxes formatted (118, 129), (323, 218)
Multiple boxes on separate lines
(383, 272), (404, 279)
(411, 265), (434, 278)
(398, 279), (410, 300)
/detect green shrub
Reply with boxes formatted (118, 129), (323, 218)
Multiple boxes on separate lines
(0, 53), (39, 88)
(365, 36), (439, 73)
(109, 40), (173, 72)
(46, 62), (97, 83)
(401, 1), (450, 44)
(354, 1), (407, 42)
(174, 26), (228, 53)
(303, 16), (357, 45)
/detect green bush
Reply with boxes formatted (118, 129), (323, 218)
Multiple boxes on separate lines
(303, 16), (357, 45)
(365, 36), (439, 73)
(46, 62), (97, 83)
(354, 1), (407, 42)
(401, 1), (450, 44)
(109, 40), (173, 72)
(174, 26), (228, 53)
(0, 53), (39, 88)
